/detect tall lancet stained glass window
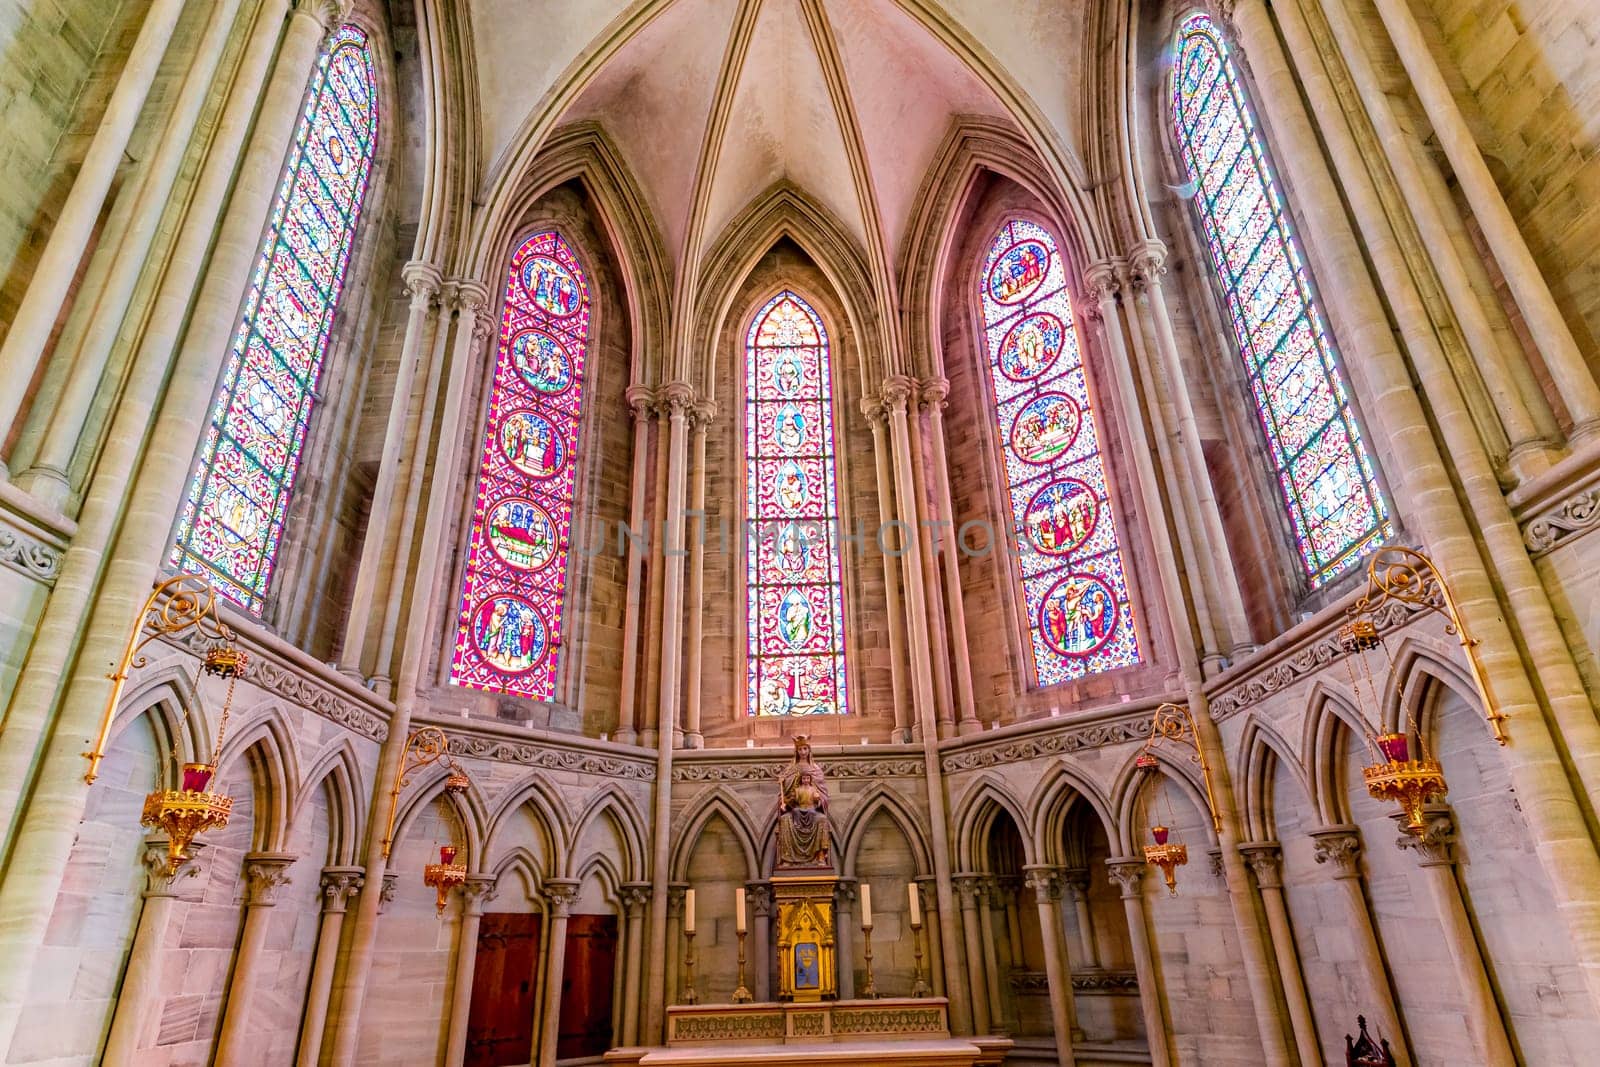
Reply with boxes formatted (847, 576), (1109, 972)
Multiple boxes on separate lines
(980, 219), (1139, 683)
(450, 232), (590, 700)
(169, 26), (377, 613)
(1173, 13), (1389, 585)
(745, 292), (849, 716)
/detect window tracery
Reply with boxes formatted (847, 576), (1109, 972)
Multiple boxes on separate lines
(978, 219), (1140, 684)
(169, 25), (378, 613)
(1173, 12), (1390, 585)
(450, 231), (590, 700)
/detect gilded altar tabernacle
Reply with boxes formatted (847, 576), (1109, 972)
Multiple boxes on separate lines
(773, 737), (838, 1002)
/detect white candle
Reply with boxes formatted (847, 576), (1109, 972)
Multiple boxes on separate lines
(684, 889), (696, 934)
(860, 882), (872, 928)
(908, 882), (922, 927)
(736, 887), (747, 933)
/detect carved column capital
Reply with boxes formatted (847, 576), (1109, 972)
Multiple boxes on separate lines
(544, 879), (581, 918)
(914, 875), (939, 914)
(140, 837), (203, 897)
(1060, 867), (1091, 897)
(319, 866), (364, 914)
(1125, 239), (1169, 293)
(1105, 858), (1146, 898)
(953, 873), (986, 908)
(621, 882), (651, 916)
(296, 0), (351, 34)
(688, 400), (719, 430)
(881, 375), (917, 413)
(657, 380), (696, 419)
(1238, 842), (1284, 890)
(462, 874), (499, 915)
(667, 882), (688, 918)
(378, 872), (399, 913)
(243, 852), (296, 906)
(859, 394), (888, 426)
(401, 260), (443, 311)
(1083, 259), (1123, 308)
(450, 278), (491, 316)
(918, 376), (950, 413)
(833, 878), (858, 908)
(1309, 824), (1364, 879)
(626, 384), (658, 421)
(1022, 864), (1062, 903)
(747, 883), (773, 917)
(1396, 808), (1457, 868)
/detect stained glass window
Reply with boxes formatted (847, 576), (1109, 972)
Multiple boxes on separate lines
(979, 219), (1139, 684)
(169, 26), (377, 613)
(1173, 13), (1390, 585)
(745, 292), (848, 716)
(449, 232), (590, 701)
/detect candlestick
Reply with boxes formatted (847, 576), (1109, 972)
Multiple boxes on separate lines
(736, 886), (747, 933)
(684, 888), (696, 934)
(732, 927), (753, 1003)
(859, 882), (872, 927)
(910, 917), (930, 999)
(860, 913), (878, 999)
(908, 881), (922, 927)
(682, 928), (699, 1005)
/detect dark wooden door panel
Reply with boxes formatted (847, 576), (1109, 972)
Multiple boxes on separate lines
(466, 912), (542, 1067)
(556, 913), (619, 1059)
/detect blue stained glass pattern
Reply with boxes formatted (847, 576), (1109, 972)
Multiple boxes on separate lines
(979, 219), (1140, 684)
(450, 232), (591, 701)
(746, 292), (849, 716)
(1173, 13), (1390, 585)
(169, 26), (377, 612)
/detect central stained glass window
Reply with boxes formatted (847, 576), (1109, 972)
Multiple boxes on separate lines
(450, 231), (590, 700)
(745, 291), (848, 716)
(1173, 12), (1389, 585)
(170, 25), (377, 612)
(979, 219), (1139, 684)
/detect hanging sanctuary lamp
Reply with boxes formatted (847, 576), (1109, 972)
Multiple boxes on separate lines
(381, 726), (474, 914)
(1134, 703), (1222, 894)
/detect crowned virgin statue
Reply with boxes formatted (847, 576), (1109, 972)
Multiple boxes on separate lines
(775, 736), (833, 869)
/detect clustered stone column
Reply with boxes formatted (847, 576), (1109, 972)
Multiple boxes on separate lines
(1024, 865), (1080, 1066)
(954, 874), (992, 1034)
(296, 867), (363, 1067)
(1395, 810), (1514, 1066)
(615, 384), (656, 744)
(537, 880), (581, 1067)
(620, 882), (651, 1045)
(918, 377), (979, 732)
(214, 853), (296, 1064)
(681, 401), (716, 747)
(101, 840), (204, 1066)
(444, 875), (499, 1067)
(1106, 860), (1170, 1067)
(1239, 843), (1320, 1066)
(860, 396), (913, 741)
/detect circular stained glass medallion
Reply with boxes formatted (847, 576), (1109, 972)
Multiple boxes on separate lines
(987, 238), (1052, 305)
(470, 594), (549, 674)
(511, 329), (573, 394)
(1023, 479), (1098, 557)
(498, 410), (566, 479)
(487, 498), (557, 571)
(1037, 573), (1118, 658)
(998, 312), (1066, 382)
(1009, 392), (1081, 465)
(521, 254), (583, 317)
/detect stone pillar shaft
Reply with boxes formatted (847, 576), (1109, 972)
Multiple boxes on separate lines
(444, 876), (497, 1067)
(1063, 870), (1101, 969)
(102, 841), (203, 1065)
(621, 883), (648, 1044)
(537, 882), (579, 1067)
(835, 881), (857, 1000)
(749, 883), (773, 1002)
(682, 405), (713, 746)
(955, 876), (991, 1034)
(296, 868), (362, 1067)
(1107, 860), (1170, 1067)
(216, 853), (297, 1065)
(919, 379), (978, 731)
(863, 403), (911, 741)
(616, 387), (655, 742)
(1025, 866), (1079, 1067)
(1240, 843), (1320, 1067)
(903, 392), (955, 734)
(0, 0), (188, 450)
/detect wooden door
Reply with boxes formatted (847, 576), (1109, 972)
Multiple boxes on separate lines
(556, 913), (619, 1059)
(465, 912), (542, 1067)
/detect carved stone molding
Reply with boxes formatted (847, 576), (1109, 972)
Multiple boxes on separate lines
(674, 756), (922, 782)
(447, 735), (655, 779)
(1008, 970), (1050, 994)
(1523, 487), (1600, 557)
(401, 260), (443, 309)
(667, 882), (687, 918)
(1072, 970), (1139, 992)
(626, 384), (657, 421)
(0, 525), (62, 584)
(941, 713), (1153, 772)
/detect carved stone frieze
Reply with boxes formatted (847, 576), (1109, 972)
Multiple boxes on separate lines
(670, 1011), (785, 1042)
(1524, 487), (1600, 557)
(673, 757), (923, 782)
(448, 735), (655, 779)
(1072, 970), (1139, 992)
(940, 715), (1152, 772)
(0, 525), (62, 583)
(830, 1006), (946, 1035)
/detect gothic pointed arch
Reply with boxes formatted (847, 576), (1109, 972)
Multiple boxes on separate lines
(838, 786), (934, 877)
(669, 790), (763, 882)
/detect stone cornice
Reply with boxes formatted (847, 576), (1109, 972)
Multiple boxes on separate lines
(672, 745), (925, 782)
(938, 703), (1159, 773)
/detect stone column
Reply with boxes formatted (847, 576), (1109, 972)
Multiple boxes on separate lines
(1106, 860), (1170, 1067)
(915, 874), (946, 997)
(749, 883), (773, 1002)
(215, 853), (296, 1065)
(444, 875), (498, 1067)
(681, 401), (715, 747)
(882, 378), (938, 732)
(835, 880), (858, 1000)
(1062, 869), (1101, 970)
(1025, 866), (1080, 1067)
(338, 261), (443, 673)
(102, 840), (204, 1066)
(1240, 843), (1320, 1067)
(0, 7), (346, 1048)
(14, 0), (250, 508)
(667, 883), (686, 1005)
(955, 875), (992, 1034)
(1365, 0), (1600, 438)
(919, 377), (979, 731)
(1396, 811), (1514, 1066)
(295, 867), (363, 1067)
(903, 385), (955, 734)
(620, 883), (650, 1045)
(976, 877), (1006, 1032)
(0, 0), (187, 453)
(1308, 826), (1409, 1065)
(537, 880), (580, 1067)
(615, 386), (655, 743)
(861, 397), (912, 740)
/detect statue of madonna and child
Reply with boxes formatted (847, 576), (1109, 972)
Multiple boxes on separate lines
(775, 736), (833, 870)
